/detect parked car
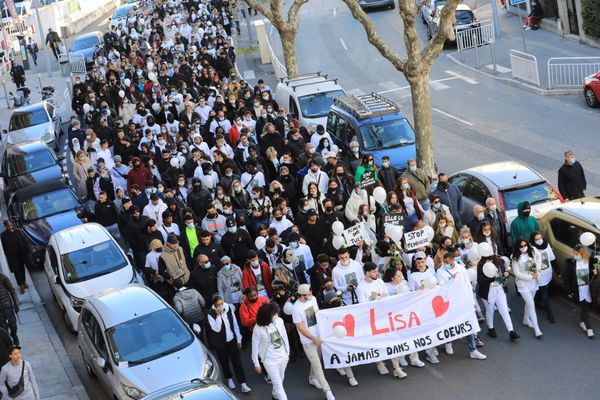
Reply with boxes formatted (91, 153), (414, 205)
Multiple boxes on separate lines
(538, 198), (600, 289)
(110, 3), (138, 29)
(358, 0), (395, 10)
(427, 3), (479, 42)
(7, 180), (82, 268)
(78, 285), (220, 399)
(449, 161), (564, 228)
(69, 31), (104, 69)
(326, 93), (416, 171)
(143, 379), (238, 400)
(3, 101), (62, 150)
(274, 72), (346, 131)
(0, 140), (67, 201)
(583, 71), (600, 108)
(45, 223), (139, 332)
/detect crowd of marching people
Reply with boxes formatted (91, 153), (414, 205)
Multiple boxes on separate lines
(53, 0), (598, 399)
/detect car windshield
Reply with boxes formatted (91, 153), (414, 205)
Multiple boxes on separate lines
(71, 36), (99, 51)
(8, 107), (49, 131)
(7, 149), (56, 177)
(106, 309), (193, 366)
(61, 240), (127, 284)
(20, 188), (79, 221)
(501, 181), (559, 210)
(359, 118), (416, 150)
(113, 6), (132, 19)
(298, 90), (346, 118)
(455, 10), (474, 25)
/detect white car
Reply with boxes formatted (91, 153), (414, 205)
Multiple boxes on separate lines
(78, 285), (220, 399)
(44, 223), (139, 332)
(4, 101), (62, 150)
(274, 72), (346, 131)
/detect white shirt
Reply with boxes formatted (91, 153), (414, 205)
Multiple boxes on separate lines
(310, 131), (333, 149)
(292, 297), (320, 344)
(251, 316), (289, 367)
(240, 171), (266, 195)
(145, 251), (161, 271)
(332, 260), (364, 305)
(96, 148), (114, 170)
(207, 303), (242, 343)
(536, 245), (555, 287)
(252, 266), (269, 298)
(576, 259), (592, 303)
(159, 223), (180, 242)
(408, 268), (436, 291)
(356, 278), (388, 303)
(302, 170), (329, 196)
(385, 281), (410, 296)
(143, 201), (168, 225)
(269, 218), (293, 235)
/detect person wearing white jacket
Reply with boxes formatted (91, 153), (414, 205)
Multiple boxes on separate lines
(511, 237), (543, 338)
(332, 247), (364, 305)
(143, 195), (168, 225)
(252, 303), (290, 400)
(345, 183), (375, 223)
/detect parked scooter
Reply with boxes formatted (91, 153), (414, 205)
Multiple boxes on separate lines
(8, 86), (31, 108)
(41, 85), (56, 105)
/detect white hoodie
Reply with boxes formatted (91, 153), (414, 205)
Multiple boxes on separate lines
(143, 200), (168, 225)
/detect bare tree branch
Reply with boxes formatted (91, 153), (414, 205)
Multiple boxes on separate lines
(421, 0), (461, 65)
(340, 0), (407, 72)
(288, 0), (309, 28)
(397, 0), (422, 70)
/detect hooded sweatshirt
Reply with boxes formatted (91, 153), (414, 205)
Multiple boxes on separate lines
(217, 264), (244, 304)
(510, 201), (539, 244)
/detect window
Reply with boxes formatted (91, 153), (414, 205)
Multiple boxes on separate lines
(297, 90), (345, 118)
(61, 240), (127, 284)
(327, 112), (338, 134)
(462, 178), (491, 205)
(334, 117), (348, 141)
(500, 182), (559, 211)
(7, 149), (56, 177)
(81, 309), (97, 341)
(288, 96), (299, 118)
(47, 246), (59, 275)
(359, 118), (415, 151)
(71, 36), (99, 51)
(20, 188), (79, 222)
(94, 323), (108, 359)
(45, 103), (55, 119)
(550, 219), (587, 248)
(448, 173), (470, 191)
(8, 107), (50, 131)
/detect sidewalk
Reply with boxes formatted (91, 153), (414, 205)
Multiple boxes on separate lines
(0, 241), (89, 400)
(447, 3), (600, 94)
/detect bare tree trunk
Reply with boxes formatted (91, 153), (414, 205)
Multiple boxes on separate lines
(407, 70), (436, 178)
(280, 30), (299, 78)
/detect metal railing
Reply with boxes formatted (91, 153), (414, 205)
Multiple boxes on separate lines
(455, 20), (495, 52)
(265, 32), (287, 79)
(509, 49), (540, 87)
(68, 54), (86, 75)
(547, 57), (600, 89)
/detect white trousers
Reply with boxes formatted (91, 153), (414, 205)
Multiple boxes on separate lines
(302, 342), (330, 393)
(264, 358), (289, 400)
(485, 285), (514, 331)
(520, 287), (541, 333)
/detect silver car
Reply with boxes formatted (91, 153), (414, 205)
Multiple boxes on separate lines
(4, 101), (62, 150)
(77, 285), (220, 399)
(143, 379), (238, 400)
(449, 161), (564, 228)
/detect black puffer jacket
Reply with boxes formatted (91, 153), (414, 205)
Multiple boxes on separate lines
(0, 274), (18, 311)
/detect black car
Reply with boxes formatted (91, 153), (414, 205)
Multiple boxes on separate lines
(1, 140), (68, 201)
(7, 180), (83, 267)
(358, 0), (395, 10)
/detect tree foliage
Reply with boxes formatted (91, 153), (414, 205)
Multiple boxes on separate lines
(582, 0), (600, 39)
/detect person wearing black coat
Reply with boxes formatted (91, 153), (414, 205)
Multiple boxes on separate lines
(0, 273), (19, 345)
(221, 220), (255, 267)
(187, 254), (219, 303)
(566, 244), (597, 338)
(558, 151), (586, 201)
(0, 327), (13, 365)
(193, 232), (226, 269)
(124, 207), (150, 269)
(0, 220), (28, 293)
(9, 60), (25, 88)
(187, 178), (213, 220)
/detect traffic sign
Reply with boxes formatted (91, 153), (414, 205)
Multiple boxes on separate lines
(510, 0), (526, 5)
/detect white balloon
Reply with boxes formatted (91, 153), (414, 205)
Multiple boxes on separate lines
(255, 236), (266, 250)
(148, 71), (157, 82)
(373, 186), (387, 205)
(283, 301), (294, 316)
(386, 225), (404, 243)
(423, 274), (438, 290)
(467, 267), (477, 283)
(482, 262), (498, 278)
(147, 61), (154, 71)
(467, 246), (481, 263)
(332, 235), (345, 250)
(332, 221), (344, 236)
(580, 232), (596, 246)
(82, 103), (90, 112)
(152, 103), (160, 111)
(169, 157), (179, 167)
(478, 242), (494, 258)
(333, 324), (347, 339)
(177, 155), (186, 167)
(124, 78), (131, 87)
(118, 90), (125, 98)
(424, 225), (434, 242)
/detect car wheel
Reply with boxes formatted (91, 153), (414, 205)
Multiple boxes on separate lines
(585, 88), (599, 108)
(81, 350), (96, 378)
(63, 310), (76, 334)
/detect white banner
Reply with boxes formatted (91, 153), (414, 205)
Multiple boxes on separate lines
(404, 228), (429, 251)
(342, 222), (368, 247)
(316, 278), (479, 368)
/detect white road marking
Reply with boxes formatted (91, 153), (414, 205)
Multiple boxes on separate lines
(333, 7), (337, 16)
(444, 70), (478, 84)
(339, 38), (348, 50)
(430, 81), (450, 91)
(378, 84), (410, 94)
(378, 76), (462, 94)
(347, 88), (363, 96)
(432, 107), (474, 126)
(485, 64), (512, 73)
(268, 24), (273, 36)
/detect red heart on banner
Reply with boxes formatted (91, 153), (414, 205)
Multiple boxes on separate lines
(432, 295), (450, 318)
(332, 314), (356, 337)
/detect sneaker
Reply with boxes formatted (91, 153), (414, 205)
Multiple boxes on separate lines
(469, 350), (487, 360)
(509, 331), (520, 341)
(227, 379), (235, 390)
(445, 343), (454, 355)
(580, 322), (587, 332)
(524, 26), (532, 30)
(587, 329), (594, 338)
(535, 330), (543, 339)
(399, 356), (408, 367)
(264, 375), (272, 385)
(393, 367), (407, 379)
(308, 377), (322, 389)
(240, 383), (251, 393)
(426, 353), (439, 364)
(488, 328), (497, 338)
(336, 368), (346, 376)
(376, 362), (389, 375)
(523, 319), (532, 328)
(348, 377), (358, 386)
(410, 357), (425, 368)
(326, 391), (336, 400)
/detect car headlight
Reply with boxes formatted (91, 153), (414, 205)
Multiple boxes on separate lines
(70, 295), (85, 309)
(202, 358), (215, 379)
(122, 383), (145, 399)
(43, 130), (54, 143)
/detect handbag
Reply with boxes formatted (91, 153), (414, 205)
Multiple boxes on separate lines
(6, 361), (25, 398)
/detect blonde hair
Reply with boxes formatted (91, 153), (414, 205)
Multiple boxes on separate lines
(150, 239), (163, 251)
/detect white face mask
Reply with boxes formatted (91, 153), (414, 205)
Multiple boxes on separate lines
(489, 205), (497, 212)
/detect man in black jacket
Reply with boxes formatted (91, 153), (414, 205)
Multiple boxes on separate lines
(193, 230), (225, 269)
(0, 273), (19, 345)
(0, 220), (28, 294)
(187, 178), (212, 220)
(221, 218), (255, 266)
(187, 254), (219, 304)
(94, 191), (122, 243)
(9, 60), (25, 88)
(558, 150), (587, 201)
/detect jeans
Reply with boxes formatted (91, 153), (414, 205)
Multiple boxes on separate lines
(535, 284), (554, 318)
(263, 358), (289, 400)
(467, 334), (476, 352)
(302, 342), (330, 393)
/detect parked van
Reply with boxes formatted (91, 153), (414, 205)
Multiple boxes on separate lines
(326, 93), (416, 171)
(274, 72), (346, 130)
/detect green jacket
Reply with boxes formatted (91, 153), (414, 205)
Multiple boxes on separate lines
(510, 202), (539, 244)
(401, 168), (431, 202)
(355, 165), (379, 183)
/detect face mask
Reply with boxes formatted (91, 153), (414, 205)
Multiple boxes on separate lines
(433, 203), (441, 210)
(520, 246), (528, 253)
(228, 226), (237, 233)
(100, 173), (109, 178)
(574, 255), (582, 261)
(187, 223), (195, 229)
(207, 213), (217, 219)
(362, 211), (369, 218)
(145, 188), (153, 194)
(222, 264), (232, 271)
(340, 259), (350, 266)
(203, 262), (211, 269)
(489, 205), (497, 212)
(461, 239), (470, 245)
(275, 216), (283, 221)
(382, 161), (389, 168)
(358, 189), (366, 196)
(320, 263), (329, 269)
(438, 222), (446, 229)
(533, 239), (543, 246)
(178, 180), (185, 186)
(409, 165), (417, 172)
(303, 206), (311, 212)
(251, 260), (259, 268)
(306, 294), (314, 301)
(402, 183), (410, 190)
(439, 182), (449, 190)
(569, 158), (576, 164)
(351, 146), (359, 153)
(368, 161), (374, 166)
(289, 242), (299, 249)
(476, 212), (485, 221)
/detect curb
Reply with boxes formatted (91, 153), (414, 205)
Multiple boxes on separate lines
(445, 53), (580, 97)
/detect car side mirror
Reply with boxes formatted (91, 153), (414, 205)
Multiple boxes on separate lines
(53, 275), (59, 285)
(192, 324), (201, 336)
(57, 156), (65, 162)
(95, 357), (106, 369)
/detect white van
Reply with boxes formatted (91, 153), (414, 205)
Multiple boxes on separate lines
(274, 72), (346, 131)
(44, 223), (139, 332)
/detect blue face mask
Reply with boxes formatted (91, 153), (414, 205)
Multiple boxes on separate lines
(409, 165), (417, 172)
(289, 242), (299, 249)
(145, 188), (153, 194)
(433, 203), (441, 210)
(187, 223), (195, 229)
(402, 183), (410, 190)
(303, 206), (311, 212)
(228, 226), (237, 233)
(222, 264), (232, 271)
(203, 261), (211, 269)
(444, 263), (452, 271)
(358, 189), (366, 196)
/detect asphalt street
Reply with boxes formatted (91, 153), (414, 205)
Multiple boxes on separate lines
(20, 2), (600, 400)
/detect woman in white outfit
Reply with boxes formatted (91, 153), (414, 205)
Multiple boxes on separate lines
(252, 303), (290, 400)
(511, 237), (543, 338)
(566, 245), (597, 338)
